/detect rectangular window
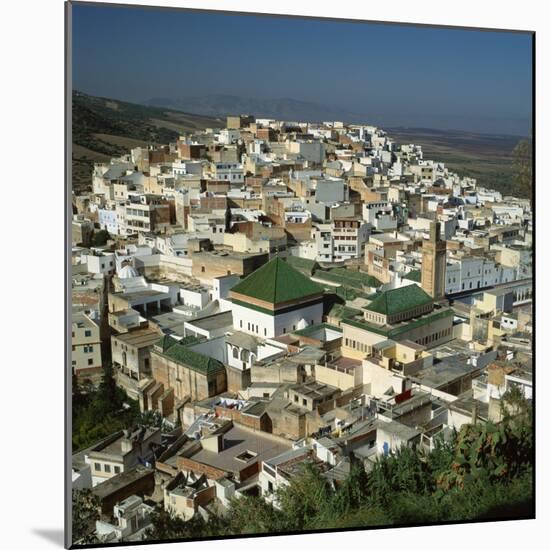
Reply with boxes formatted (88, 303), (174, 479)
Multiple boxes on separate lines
(94, 463), (101, 471)
(104, 465), (111, 473)
(114, 466), (120, 474)
(88, 358), (93, 365)
(84, 330), (91, 337)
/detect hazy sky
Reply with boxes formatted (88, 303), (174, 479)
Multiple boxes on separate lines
(72, 3), (533, 136)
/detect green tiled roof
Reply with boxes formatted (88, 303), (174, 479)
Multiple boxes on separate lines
(366, 285), (432, 316)
(327, 303), (362, 320)
(343, 308), (453, 338)
(285, 256), (317, 275)
(230, 257), (324, 304)
(314, 268), (382, 290)
(178, 335), (202, 346)
(157, 335), (179, 352)
(157, 336), (225, 376)
(403, 269), (422, 282)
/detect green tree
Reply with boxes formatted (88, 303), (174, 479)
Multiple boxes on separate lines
(275, 462), (332, 530)
(72, 489), (100, 544)
(97, 362), (120, 412)
(72, 370), (85, 410)
(226, 495), (284, 534)
(330, 461), (369, 517)
(146, 507), (230, 540)
(512, 138), (533, 198)
(367, 446), (432, 509)
(436, 404), (533, 494)
(92, 229), (110, 247)
(146, 508), (201, 540)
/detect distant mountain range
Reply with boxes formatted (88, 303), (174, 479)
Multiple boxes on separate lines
(142, 95), (529, 138)
(72, 90), (525, 197)
(143, 94), (368, 125)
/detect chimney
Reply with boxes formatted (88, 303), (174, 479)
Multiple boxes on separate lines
(471, 403), (478, 425)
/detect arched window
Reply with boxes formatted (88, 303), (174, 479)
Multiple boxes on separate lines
(241, 349), (250, 362)
(232, 346), (239, 359)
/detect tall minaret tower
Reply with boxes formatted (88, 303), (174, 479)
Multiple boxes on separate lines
(421, 221), (447, 299)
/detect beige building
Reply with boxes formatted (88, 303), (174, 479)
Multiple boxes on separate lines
(72, 312), (102, 383)
(87, 426), (161, 486)
(164, 473), (215, 520)
(341, 285), (453, 359)
(112, 325), (162, 383)
(145, 335), (227, 416)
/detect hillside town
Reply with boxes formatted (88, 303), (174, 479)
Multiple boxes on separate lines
(71, 114), (533, 543)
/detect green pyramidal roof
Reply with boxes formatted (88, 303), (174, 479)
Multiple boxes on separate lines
(366, 284), (432, 316)
(230, 257), (324, 304)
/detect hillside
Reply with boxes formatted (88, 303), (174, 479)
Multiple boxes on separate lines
(144, 95), (526, 196)
(387, 127), (524, 197)
(71, 91), (527, 198)
(71, 91), (223, 192)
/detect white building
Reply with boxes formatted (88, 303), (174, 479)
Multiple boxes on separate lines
(229, 257), (324, 339)
(445, 254), (517, 294)
(98, 208), (120, 235)
(362, 200), (398, 232)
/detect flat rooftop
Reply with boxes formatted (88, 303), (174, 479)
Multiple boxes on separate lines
(450, 395), (489, 421)
(288, 381), (340, 399)
(194, 250), (266, 260)
(287, 346), (326, 365)
(92, 466), (153, 500)
(369, 233), (406, 243)
(411, 356), (482, 389)
(373, 418), (420, 441)
(188, 425), (291, 474)
(327, 356), (362, 373)
(90, 427), (159, 457)
(113, 327), (161, 347)
(186, 311), (233, 331)
(118, 289), (172, 302)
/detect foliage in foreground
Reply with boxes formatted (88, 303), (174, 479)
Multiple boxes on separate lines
(72, 489), (101, 544)
(144, 393), (533, 540)
(72, 364), (141, 451)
